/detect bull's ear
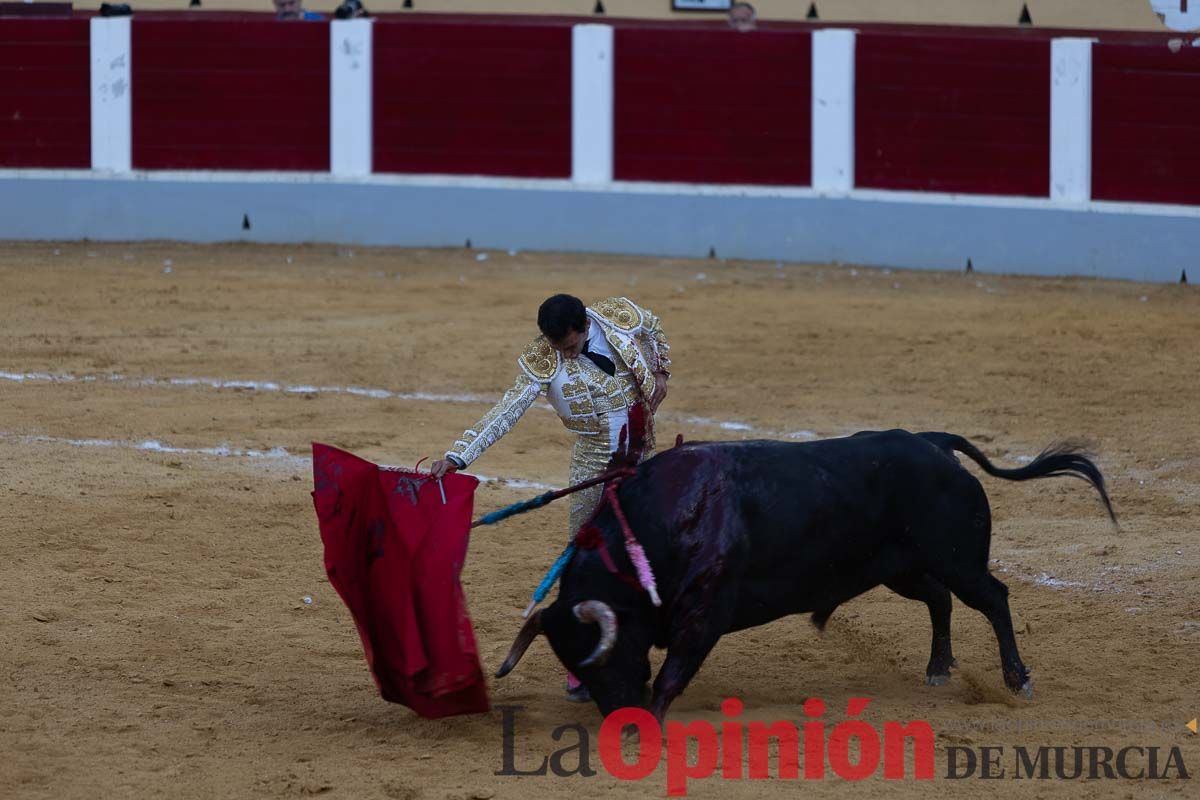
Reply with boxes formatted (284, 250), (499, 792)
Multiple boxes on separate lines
(495, 610), (543, 678)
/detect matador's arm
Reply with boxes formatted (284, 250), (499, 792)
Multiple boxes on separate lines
(637, 303), (672, 377)
(445, 373), (543, 468)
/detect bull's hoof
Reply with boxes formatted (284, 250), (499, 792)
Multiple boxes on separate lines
(927, 657), (957, 679)
(1003, 666), (1032, 697)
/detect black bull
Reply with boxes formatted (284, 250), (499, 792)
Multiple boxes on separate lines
(496, 430), (1116, 719)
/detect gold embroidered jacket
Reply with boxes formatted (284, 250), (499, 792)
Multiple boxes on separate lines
(446, 297), (671, 467)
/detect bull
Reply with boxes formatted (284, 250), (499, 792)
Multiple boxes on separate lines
(495, 429), (1115, 719)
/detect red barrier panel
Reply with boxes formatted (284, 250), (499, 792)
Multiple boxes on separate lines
(373, 21), (571, 178)
(1093, 42), (1200, 206)
(7, 13), (1200, 211)
(0, 18), (89, 168)
(856, 33), (1050, 196)
(615, 28), (811, 186)
(131, 19), (329, 171)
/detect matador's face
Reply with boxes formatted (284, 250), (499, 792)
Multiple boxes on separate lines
(548, 319), (589, 359)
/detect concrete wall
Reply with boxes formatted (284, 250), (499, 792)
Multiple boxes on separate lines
(3, 171), (1195, 283)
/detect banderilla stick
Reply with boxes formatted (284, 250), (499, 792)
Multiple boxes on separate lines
(471, 467), (637, 528)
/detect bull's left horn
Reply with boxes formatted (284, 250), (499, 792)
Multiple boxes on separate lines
(495, 610), (543, 678)
(574, 601), (618, 668)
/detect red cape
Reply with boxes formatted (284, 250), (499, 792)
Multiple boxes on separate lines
(311, 443), (490, 718)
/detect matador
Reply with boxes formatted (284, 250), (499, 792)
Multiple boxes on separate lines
(429, 294), (671, 700)
(431, 293), (671, 533)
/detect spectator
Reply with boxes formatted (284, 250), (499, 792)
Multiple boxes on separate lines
(334, 0), (370, 18)
(728, 1), (757, 32)
(273, 0), (322, 20)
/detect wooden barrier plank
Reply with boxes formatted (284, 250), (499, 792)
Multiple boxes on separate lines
(373, 20), (571, 178)
(615, 28), (811, 186)
(856, 32), (1050, 196)
(1093, 42), (1200, 205)
(0, 17), (89, 168)
(132, 19), (329, 171)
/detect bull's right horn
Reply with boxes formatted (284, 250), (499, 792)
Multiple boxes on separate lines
(574, 601), (618, 668)
(494, 610), (543, 678)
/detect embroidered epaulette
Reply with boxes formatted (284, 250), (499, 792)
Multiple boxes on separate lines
(590, 296), (643, 332)
(518, 336), (560, 381)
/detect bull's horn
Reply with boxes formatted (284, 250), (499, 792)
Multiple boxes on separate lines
(494, 610), (543, 678)
(574, 601), (618, 668)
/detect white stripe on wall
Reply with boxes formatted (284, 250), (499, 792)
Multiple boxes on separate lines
(89, 17), (132, 173)
(1050, 38), (1095, 203)
(571, 24), (615, 185)
(330, 19), (374, 177)
(811, 29), (856, 193)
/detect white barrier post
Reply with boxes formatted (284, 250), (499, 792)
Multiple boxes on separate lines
(811, 29), (856, 193)
(330, 19), (374, 177)
(572, 24), (614, 185)
(90, 16), (132, 173)
(1050, 38), (1094, 203)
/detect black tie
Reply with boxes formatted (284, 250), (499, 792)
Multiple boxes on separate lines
(581, 340), (616, 377)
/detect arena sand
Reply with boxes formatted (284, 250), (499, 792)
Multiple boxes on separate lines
(0, 242), (1196, 799)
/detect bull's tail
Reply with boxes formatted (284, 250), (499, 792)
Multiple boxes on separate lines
(919, 432), (1117, 525)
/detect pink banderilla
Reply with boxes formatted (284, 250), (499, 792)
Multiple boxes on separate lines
(605, 482), (661, 607)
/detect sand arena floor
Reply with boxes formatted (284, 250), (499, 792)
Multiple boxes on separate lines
(1, 242), (1197, 799)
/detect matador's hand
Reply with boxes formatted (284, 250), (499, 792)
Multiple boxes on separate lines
(430, 459), (459, 479)
(650, 372), (669, 412)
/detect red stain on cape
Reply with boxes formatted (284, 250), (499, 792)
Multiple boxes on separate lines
(311, 443), (489, 718)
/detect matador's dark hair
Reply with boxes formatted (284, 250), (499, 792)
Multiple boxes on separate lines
(537, 294), (587, 341)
